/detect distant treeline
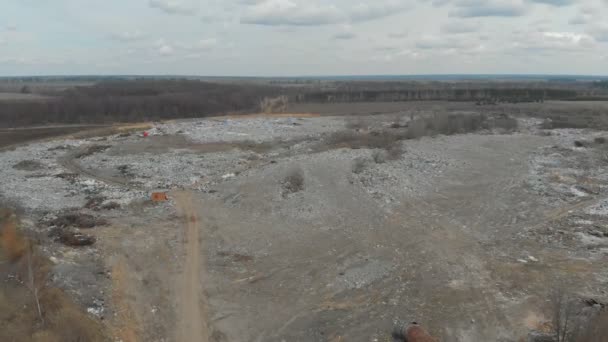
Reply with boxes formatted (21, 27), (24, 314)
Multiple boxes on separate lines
(594, 81), (608, 89)
(1, 79), (606, 128)
(294, 88), (579, 103)
(0, 80), (281, 128)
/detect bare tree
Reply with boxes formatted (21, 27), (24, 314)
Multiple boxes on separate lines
(551, 288), (578, 342)
(22, 243), (45, 324)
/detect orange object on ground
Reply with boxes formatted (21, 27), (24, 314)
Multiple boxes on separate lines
(143, 131), (149, 137)
(151, 192), (168, 202)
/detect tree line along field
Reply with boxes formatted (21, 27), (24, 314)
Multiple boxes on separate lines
(0, 78), (607, 128)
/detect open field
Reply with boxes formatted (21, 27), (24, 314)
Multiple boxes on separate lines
(0, 125), (114, 149)
(0, 93), (53, 101)
(1, 100), (607, 341)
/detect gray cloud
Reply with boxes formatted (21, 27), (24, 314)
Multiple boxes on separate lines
(440, 21), (479, 34)
(148, 0), (195, 15)
(569, 14), (588, 25)
(590, 27), (608, 42)
(333, 32), (356, 40)
(349, 2), (409, 22)
(388, 32), (408, 39)
(527, 0), (574, 6)
(449, 0), (526, 18)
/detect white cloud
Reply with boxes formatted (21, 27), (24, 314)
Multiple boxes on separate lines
(349, 2), (409, 22)
(510, 30), (597, 52)
(240, 0), (342, 26)
(449, 0), (526, 18)
(388, 32), (408, 39)
(159, 44), (174, 55)
(240, 0), (408, 26)
(416, 35), (479, 49)
(440, 21), (480, 34)
(149, 0), (195, 15)
(110, 30), (146, 42)
(179, 38), (218, 50)
(527, 0), (574, 6)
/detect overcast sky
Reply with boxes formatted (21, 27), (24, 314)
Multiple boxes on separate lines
(1, 0), (607, 76)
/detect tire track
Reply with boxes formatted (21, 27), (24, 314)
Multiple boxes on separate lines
(173, 191), (209, 342)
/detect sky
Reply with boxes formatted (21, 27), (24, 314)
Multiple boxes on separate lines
(1, 0), (607, 76)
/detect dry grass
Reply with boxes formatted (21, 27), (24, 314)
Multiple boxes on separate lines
(0, 211), (107, 342)
(323, 112), (505, 157)
(533, 107), (608, 130)
(1, 219), (28, 262)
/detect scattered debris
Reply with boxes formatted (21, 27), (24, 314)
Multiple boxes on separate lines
(59, 230), (96, 247)
(221, 173), (236, 180)
(84, 196), (107, 210)
(101, 201), (120, 210)
(151, 192), (169, 202)
(49, 212), (108, 229)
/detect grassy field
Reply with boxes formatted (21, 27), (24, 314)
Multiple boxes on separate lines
(0, 126), (111, 149)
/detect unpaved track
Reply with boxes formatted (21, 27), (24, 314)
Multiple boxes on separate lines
(173, 191), (209, 342)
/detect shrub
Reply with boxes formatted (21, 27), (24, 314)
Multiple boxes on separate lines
(282, 169), (304, 197)
(386, 143), (405, 160)
(372, 150), (387, 164)
(345, 117), (370, 131)
(352, 158), (367, 174)
(594, 137), (606, 144)
(492, 114), (519, 132)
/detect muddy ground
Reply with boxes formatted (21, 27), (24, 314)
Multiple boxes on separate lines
(1, 102), (607, 341)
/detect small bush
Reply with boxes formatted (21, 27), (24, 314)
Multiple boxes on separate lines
(282, 169), (304, 197)
(574, 140), (589, 148)
(372, 150), (387, 164)
(541, 119), (554, 129)
(594, 137), (606, 144)
(352, 158), (367, 174)
(386, 143), (404, 160)
(492, 114), (519, 132)
(345, 117), (369, 131)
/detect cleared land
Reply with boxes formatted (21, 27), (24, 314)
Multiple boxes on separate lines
(1, 100), (608, 341)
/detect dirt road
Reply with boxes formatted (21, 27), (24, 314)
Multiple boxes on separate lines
(173, 191), (209, 342)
